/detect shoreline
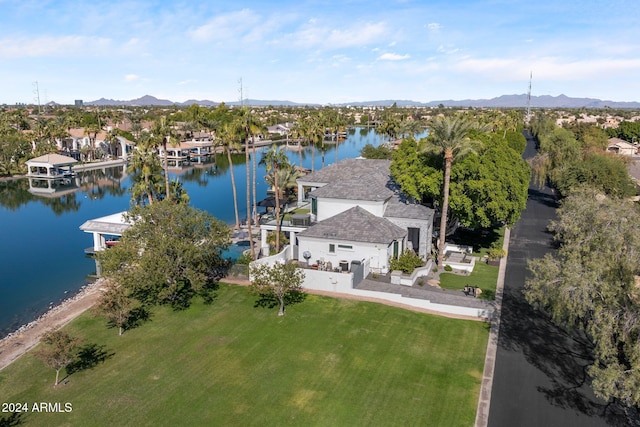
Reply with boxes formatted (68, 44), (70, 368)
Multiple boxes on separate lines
(0, 279), (106, 372)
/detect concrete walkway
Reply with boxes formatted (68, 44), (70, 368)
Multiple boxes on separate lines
(356, 278), (491, 310)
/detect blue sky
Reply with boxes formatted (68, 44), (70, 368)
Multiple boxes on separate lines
(1, 0), (638, 105)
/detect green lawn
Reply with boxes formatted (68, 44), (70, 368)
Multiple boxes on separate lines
(438, 262), (499, 299)
(439, 226), (506, 299)
(0, 284), (488, 427)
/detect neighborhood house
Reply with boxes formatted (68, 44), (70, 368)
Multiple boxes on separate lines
(259, 158), (434, 277)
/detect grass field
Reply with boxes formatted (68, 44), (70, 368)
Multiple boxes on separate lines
(0, 284), (488, 427)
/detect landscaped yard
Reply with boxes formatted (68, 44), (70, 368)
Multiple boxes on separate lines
(438, 261), (499, 299)
(438, 226), (506, 299)
(0, 284), (488, 427)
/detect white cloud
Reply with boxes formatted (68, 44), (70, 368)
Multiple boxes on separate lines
(378, 52), (410, 61)
(124, 74), (140, 82)
(427, 23), (441, 32)
(188, 9), (261, 43)
(0, 35), (111, 58)
(292, 20), (389, 50)
(177, 79), (197, 86)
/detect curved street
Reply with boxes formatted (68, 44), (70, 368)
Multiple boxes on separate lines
(487, 131), (640, 426)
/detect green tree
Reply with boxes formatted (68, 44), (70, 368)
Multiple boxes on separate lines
(250, 262), (305, 316)
(361, 143), (393, 159)
(261, 146), (290, 252)
(390, 138), (441, 203)
(127, 133), (163, 205)
(35, 330), (81, 386)
(96, 280), (137, 336)
(425, 116), (483, 268)
(450, 135), (530, 227)
(96, 200), (232, 309)
(524, 187), (640, 407)
(554, 152), (636, 198)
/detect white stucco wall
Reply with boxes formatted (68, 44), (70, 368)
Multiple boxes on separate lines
(316, 198), (385, 222)
(297, 236), (393, 274)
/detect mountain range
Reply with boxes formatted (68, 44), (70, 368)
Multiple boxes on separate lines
(83, 94), (640, 109)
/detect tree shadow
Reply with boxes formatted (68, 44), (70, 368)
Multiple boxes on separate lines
(0, 412), (24, 427)
(253, 291), (307, 310)
(66, 343), (115, 375)
(448, 226), (502, 253)
(527, 187), (560, 209)
(499, 289), (640, 425)
(199, 281), (220, 305)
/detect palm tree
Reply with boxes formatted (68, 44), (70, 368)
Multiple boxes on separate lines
(218, 122), (242, 230)
(151, 117), (178, 201)
(239, 107), (264, 259)
(262, 146), (290, 253)
(427, 116), (482, 268)
(127, 134), (163, 205)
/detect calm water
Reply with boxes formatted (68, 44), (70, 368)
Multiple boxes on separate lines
(0, 128), (397, 337)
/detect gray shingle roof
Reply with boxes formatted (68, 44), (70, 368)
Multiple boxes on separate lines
(298, 158), (392, 185)
(384, 194), (435, 221)
(309, 172), (394, 201)
(298, 206), (406, 244)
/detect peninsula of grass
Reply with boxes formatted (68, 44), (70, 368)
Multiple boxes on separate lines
(0, 284), (488, 427)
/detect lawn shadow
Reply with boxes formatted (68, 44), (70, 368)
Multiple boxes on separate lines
(253, 290), (307, 310)
(123, 306), (151, 332)
(499, 289), (640, 425)
(0, 412), (24, 427)
(66, 343), (115, 375)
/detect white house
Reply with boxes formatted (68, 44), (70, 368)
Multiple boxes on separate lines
(607, 137), (637, 156)
(260, 158), (434, 275)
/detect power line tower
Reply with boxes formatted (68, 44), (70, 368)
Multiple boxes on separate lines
(33, 81), (42, 115)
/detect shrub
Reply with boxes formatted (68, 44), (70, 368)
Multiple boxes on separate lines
(444, 265), (453, 272)
(389, 249), (425, 274)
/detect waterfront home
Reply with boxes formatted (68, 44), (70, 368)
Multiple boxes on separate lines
(259, 158), (434, 276)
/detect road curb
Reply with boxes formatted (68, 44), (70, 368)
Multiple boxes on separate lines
(475, 227), (510, 427)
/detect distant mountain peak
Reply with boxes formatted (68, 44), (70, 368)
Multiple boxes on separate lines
(83, 94), (640, 109)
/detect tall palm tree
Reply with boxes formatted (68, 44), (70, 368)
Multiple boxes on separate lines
(239, 107), (264, 259)
(427, 116), (482, 268)
(218, 122), (242, 230)
(128, 133), (163, 205)
(262, 146), (290, 253)
(151, 117), (178, 201)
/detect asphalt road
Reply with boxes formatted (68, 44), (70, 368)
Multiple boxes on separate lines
(487, 131), (639, 427)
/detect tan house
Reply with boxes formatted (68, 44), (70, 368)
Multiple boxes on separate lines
(607, 138), (637, 156)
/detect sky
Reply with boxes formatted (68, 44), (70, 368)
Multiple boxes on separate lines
(1, 0), (639, 105)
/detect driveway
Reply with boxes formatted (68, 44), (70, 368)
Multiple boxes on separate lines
(487, 131), (639, 426)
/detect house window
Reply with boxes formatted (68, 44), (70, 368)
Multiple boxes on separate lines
(338, 244), (353, 250)
(329, 244), (335, 253)
(393, 241), (399, 258)
(311, 197), (317, 215)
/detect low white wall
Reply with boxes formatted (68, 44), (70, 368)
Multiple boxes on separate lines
(303, 280), (491, 320)
(251, 247), (489, 320)
(390, 260), (434, 286)
(302, 269), (354, 293)
(444, 257), (476, 273)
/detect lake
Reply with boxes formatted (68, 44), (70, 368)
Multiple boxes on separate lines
(0, 127), (401, 337)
